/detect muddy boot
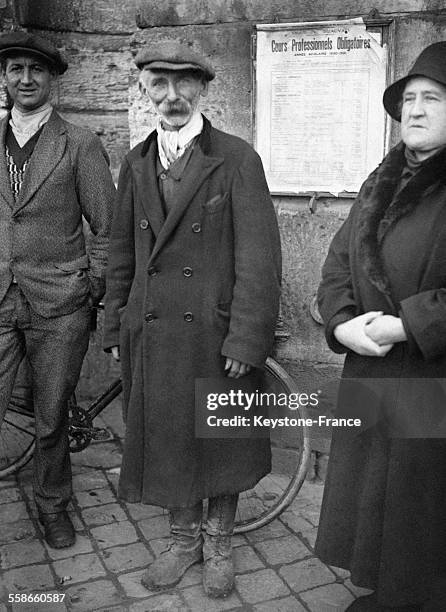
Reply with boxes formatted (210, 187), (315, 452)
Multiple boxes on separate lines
(203, 494), (238, 598)
(141, 502), (203, 591)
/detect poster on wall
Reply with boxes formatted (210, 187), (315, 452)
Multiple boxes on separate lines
(255, 18), (388, 195)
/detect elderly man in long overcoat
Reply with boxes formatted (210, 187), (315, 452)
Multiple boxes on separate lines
(103, 42), (281, 597)
(0, 32), (114, 548)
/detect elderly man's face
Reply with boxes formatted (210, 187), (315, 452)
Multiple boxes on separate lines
(3, 55), (55, 112)
(140, 68), (208, 127)
(401, 76), (446, 160)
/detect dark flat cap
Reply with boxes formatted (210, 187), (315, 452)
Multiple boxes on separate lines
(135, 41), (215, 81)
(383, 41), (446, 121)
(0, 31), (68, 74)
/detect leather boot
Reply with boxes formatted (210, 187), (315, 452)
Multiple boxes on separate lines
(141, 502), (203, 591)
(203, 494), (238, 598)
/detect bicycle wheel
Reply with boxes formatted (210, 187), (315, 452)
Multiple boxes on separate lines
(233, 357), (311, 533)
(0, 397), (36, 479)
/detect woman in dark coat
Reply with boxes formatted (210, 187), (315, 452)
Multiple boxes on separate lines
(315, 43), (446, 611)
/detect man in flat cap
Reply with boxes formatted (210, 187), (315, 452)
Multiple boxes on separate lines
(0, 32), (114, 547)
(104, 42), (281, 597)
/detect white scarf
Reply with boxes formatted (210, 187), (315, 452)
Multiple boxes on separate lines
(10, 103), (53, 147)
(156, 112), (203, 169)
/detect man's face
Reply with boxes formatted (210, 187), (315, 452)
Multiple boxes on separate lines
(3, 55), (55, 112)
(139, 68), (208, 127)
(401, 76), (446, 160)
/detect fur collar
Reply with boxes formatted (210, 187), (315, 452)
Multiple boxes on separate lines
(356, 143), (446, 295)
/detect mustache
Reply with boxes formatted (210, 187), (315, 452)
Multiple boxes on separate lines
(162, 101), (190, 114)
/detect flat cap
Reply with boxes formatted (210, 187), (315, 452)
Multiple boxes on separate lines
(0, 31), (68, 74)
(135, 41), (215, 81)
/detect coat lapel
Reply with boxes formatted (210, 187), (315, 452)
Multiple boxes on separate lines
(132, 133), (165, 239)
(148, 143), (223, 265)
(355, 143), (446, 301)
(13, 110), (67, 214)
(0, 115), (15, 209)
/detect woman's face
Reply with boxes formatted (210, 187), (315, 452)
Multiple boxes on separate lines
(401, 76), (446, 160)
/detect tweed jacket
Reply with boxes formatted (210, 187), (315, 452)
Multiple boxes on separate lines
(0, 110), (115, 317)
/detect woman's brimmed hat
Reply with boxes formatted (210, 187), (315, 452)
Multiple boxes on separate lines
(383, 41), (446, 121)
(0, 31), (68, 74)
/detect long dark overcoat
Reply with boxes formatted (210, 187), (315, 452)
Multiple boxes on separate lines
(315, 143), (446, 607)
(103, 116), (281, 508)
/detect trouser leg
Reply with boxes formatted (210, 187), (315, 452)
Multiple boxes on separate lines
(141, 501), (203, 591)
(203, 494), (238, 598)
(23, 301), (90, 513)
(0, 286), (26, 428)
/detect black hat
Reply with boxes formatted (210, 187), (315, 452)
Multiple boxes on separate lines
(135, 41), (215, 81)
(0, 31), (68, 74)
(383, 41), (446, 121)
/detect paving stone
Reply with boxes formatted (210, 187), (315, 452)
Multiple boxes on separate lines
(182, 585), (242, 611)
(0, 519), (36, 545)
(0, 501), (29, 522)
(300, 526), (318, 550)
(279, 557), (336, 593)
(72, 470), (108, 491)
(75, 486), (116, 508)
(53, 552), (106, 584)
(101, 542), (153, 573)
(138, 514), (170, 540)
(233, 545), (264, 572)
(91, 520), (138, 549)
(0, 486), (21, 504)
(0, 477), (17, 489)
(66, 579), (124, 611)
(129, 593), (189, 611)
(44, 534), (93, 560)
(330, 565), (351, 579)
(67, 510), (84, 532)
(118, 568), (150, 598)
(254, 535), (311, 565)
(300, 582), (355, 610)
(231, 533), (248, 548)
(71, 441), (122, 469)
(81, 502), (127, 526)
(125, 502), (166, 521)
(0, 539), (46, 569)
(253, 596), (307, 612)
(3, 564), (55, 591)
(245, 519), (291, 543)
(344, 579), (374, 598)
(11, 601), (67, 612)
(106, 470), (119, 493)
(235, 568), (290, 604)
(280, 510), (315, 534)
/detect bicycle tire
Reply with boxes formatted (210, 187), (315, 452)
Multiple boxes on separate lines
(0, 400), (36, 479)
(233, 357), (311, 533)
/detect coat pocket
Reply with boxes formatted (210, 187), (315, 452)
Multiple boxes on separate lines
(202, 192), (229, 214)
(54, 254), (89, 273)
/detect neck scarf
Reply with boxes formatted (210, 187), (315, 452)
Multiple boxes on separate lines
(10, 103), (53, 147)
(156, 112), (203, 169)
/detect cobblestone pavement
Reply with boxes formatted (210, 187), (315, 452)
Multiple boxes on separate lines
(0, 399), (371, 612)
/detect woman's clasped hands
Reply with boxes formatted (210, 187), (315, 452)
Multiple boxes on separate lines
(334, 311), (407, 357)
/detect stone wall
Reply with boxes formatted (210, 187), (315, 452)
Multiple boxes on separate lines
(4, 1), (446, 461)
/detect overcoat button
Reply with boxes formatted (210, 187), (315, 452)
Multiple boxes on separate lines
(191, 223), (201, 233)
(148, 266), (157, 276)
(183, 267), (193, 277)
(145, 312), (156, 322)
(140, 219), (149, 230)
(160, 172), (167, 180)
(184, 312), (194, 322)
